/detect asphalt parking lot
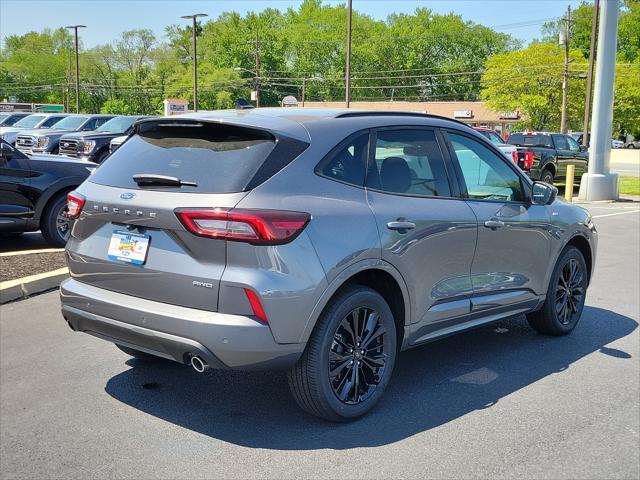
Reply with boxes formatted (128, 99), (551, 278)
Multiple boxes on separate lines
(0, 202), (638, 479)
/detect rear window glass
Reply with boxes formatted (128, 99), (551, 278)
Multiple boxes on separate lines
(507, 133), (553, 148)
(89, 121), (300, 193)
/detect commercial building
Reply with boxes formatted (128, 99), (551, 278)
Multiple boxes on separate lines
(302, 101), (521, 134)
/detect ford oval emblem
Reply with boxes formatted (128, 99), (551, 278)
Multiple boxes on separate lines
(120, 192), (136, 200)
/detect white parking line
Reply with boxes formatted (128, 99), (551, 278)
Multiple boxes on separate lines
(592, 209), (640, 218)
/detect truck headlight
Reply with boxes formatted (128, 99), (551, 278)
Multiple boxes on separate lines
(37, 137), (50, 148)
(81, 140), (96, 154)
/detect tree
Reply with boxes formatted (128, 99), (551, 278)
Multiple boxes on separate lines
(100, 98), (132, 115)
(542, 1), (640, 63)
(482, 43), (586, 131)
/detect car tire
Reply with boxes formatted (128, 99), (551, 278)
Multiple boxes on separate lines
(627, 144), (635, 149)
(116, 344), (164, 361)
(540, 168), (554, 185)
(41, 193), (72, 247)
(527, 246), (587, 336)
(287, 285), (397, 422)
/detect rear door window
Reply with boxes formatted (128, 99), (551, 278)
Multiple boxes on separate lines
(366, 129), (451, 197)
(89, 121), (306, 193)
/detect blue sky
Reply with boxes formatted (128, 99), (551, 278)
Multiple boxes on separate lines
(1, 0), (586, 48)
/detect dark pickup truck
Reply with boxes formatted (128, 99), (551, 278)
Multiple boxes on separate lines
(507, 132), (589, 185)
(58, 115), (150, 163)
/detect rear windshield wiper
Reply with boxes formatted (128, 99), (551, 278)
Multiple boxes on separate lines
(132, 174), (198, 187)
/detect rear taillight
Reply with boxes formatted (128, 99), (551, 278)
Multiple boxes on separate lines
(175, 208), (310, 245)
(244, 288), (268, 324)
(522, 151), (534, 170)
(66, 191), (86, 219)
(511, 150), (518, 164)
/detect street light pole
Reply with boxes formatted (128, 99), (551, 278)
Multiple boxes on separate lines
(345, 0), (353, 108)
(181, 13), (208, 112)
(578, 0), (620, 201)
(559, 6), (571, 134)
(582, 0), (600, 147)
(65, 25), (86, 113)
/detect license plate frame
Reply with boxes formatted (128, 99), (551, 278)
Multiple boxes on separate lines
(107, 230), (150, 265)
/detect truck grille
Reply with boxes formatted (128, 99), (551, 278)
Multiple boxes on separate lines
(16, 135), (35, 148)
(59, 139), (79, 157)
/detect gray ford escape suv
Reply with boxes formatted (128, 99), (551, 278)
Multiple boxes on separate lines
(60, 108), (597, 421)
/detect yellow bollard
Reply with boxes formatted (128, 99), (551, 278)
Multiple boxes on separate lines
(565, 164), (575, 202)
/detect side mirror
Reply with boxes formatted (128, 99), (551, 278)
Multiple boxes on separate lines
(0, 142), (14, 162)
(531, 181), (558, 205)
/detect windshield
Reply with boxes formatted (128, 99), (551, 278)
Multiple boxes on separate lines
(96, 116), (137, 133)
(13, 115), (46, 128)
(481, 130), (504, 145)
(50, 116), (89, 131)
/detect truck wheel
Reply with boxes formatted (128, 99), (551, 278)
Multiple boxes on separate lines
(287, 285), (397, 421)
(527, 246), (587, 336)
(541, 168), (554, 184)
(116, 345), (164, 362)
(41, 193), (71, 247)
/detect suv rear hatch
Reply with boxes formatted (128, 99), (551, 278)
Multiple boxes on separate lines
(66, 118), (309, 311)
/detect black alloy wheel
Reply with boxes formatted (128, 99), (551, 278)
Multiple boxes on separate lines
(555, 258), (585, 326)
(329, 306), (388, 405)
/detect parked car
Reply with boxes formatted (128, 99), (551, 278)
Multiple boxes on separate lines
(60, 109), (596, 421)
(0, 113), (70, 146)
(15, 114), (114, 155)
(0, 138), (95, 246)
(473, 127), (518, 162)
(109, 134), (128, 153)
(571, 132), (624, 149)
(625, 138), (640, 149)
(507, 131), (588, 184)
(59, 115), (150, 163)
(0, 112), (31, 127)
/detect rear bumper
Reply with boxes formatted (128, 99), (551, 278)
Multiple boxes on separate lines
(60, 278), (304, 370)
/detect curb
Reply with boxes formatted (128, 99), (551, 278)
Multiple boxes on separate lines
(0, 267), (69, 304)
(0, 248), (65, 257)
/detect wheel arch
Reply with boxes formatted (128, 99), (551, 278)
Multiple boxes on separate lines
(33, 177), (84, 224)
(299, 260), (411, 348)
(566, 234), (593, 284)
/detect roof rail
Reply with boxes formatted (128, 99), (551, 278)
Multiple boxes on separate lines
(334, 110), (471, 128)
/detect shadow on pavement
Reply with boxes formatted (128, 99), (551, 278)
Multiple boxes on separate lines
(105, 306), (637, 450)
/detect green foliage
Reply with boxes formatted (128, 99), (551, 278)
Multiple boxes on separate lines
(0, 0), (636, 135)
(482, 43), (586, 131)
(100, 98), (132, 115)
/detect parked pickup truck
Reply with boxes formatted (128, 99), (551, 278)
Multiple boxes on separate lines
(15, 114), (114, 155)
(58, 115), (150, 163)
(506, 132), (588, 185)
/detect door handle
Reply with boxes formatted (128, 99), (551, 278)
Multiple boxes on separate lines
(484, 219), (505, 230)
(386, 221), (416, 232)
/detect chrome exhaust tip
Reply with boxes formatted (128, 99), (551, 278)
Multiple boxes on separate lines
(190, 355), (208, 373)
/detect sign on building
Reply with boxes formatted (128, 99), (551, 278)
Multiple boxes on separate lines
(453, 110), (473, 119)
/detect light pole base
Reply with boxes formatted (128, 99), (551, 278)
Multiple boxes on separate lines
(577, 172), (619, 201)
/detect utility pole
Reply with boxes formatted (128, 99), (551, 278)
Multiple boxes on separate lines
(254, 31), (261, 108)
(181, 13), (208, 112)
(67, 48), (71, 112)
(65, 25), (86, 113)
(578, 0), (620, 201)
(302, 77), (307, 107)
(582, 0), (600, 146)
(559, 6), (571, 134)
(345, 0), (353, 108)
